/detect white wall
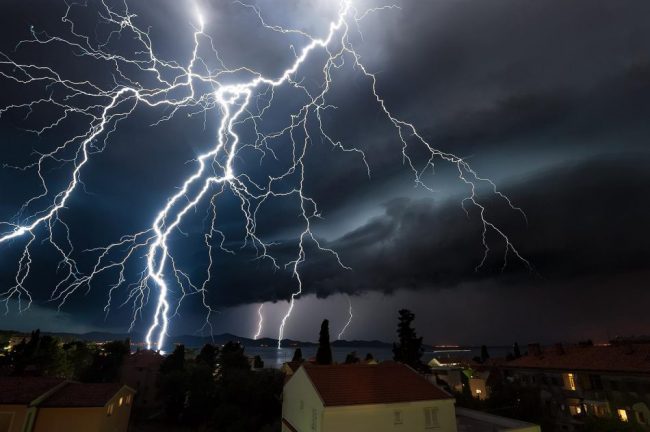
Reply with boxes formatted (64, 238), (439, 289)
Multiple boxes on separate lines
(323, 399), (457, 432)
(282, 368), (325, 432)
(282, 367), (458, 432)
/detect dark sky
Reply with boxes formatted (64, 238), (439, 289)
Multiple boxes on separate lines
(0, 0), (649, 345)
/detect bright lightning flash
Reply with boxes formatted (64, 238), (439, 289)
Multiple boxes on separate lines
(0, 0), (530, 350)
(254, 304), (264, 340)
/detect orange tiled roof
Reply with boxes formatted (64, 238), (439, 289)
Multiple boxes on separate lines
(0, 377), (129, 408)
(301, 362), (451, 407)
(504, 344), (650, 374)
(0, 377), (64, 404)
(41, 382), (126, 407)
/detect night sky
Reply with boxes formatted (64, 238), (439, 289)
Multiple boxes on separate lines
(1, 0), (649, 345)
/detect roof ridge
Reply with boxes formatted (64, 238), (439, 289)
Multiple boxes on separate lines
(29, 379), (70, 408)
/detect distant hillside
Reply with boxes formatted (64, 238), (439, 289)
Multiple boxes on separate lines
(0, 328), (392, 349)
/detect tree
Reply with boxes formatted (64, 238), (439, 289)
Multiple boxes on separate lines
(82, 339), (130, 382)
(480, 345), (490, 363)
(364, 353), (374, 362)
(291, 347), (303, 363)
(218, 341), (250, 374)
(392, 309), (425, 371)
(196, 344), (219, 373)
(344, 351), (360, 364)
(253, 355), (264, 369)
(158, 345), (188, 422)
(513, 342), (521, 358)
(316, 319), (332, 365)
(9, 330), (70, 377)
(62, 341), (94, 380)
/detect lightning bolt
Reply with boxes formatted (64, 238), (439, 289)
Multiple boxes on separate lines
(337, 295), (353, 340)
(254, 303), (264, 340)
(0, 0), (531, 351)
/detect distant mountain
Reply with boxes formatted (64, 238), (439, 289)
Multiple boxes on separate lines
(0, 328), (391, 349)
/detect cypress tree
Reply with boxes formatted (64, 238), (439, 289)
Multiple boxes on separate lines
(392, 309), (425, 371)
(316, 320), (332, 365)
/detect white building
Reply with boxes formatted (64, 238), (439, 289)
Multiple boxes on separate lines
(282, 362), (540, 432)
(282, 362), (457, 432)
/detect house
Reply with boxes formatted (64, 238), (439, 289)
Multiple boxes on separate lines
(120, 349), (163, 409)
(282, 362), (458, 432)
(428, 358), (490, 400)
(501, 343), (650, 431)
(0, 377), (134, 432)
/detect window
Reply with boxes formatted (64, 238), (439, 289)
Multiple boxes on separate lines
(0, 412), (14, 432)
(475, 389), (482, 395)
(107, 403), (114, 416)
(566, 373), (576, 390)
(125, 394), (132, 405)
(424, 407), (439, 429)
(569, 405), (582, 416)
(393, 410), (403, 425)
(118, 396), (123, 407)
(618, 409), (629, 422)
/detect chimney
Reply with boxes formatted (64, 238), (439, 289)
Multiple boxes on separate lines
(555, 343), (565, 355)
(528, 343), (542, 357)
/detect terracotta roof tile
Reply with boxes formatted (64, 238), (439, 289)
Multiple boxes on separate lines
(301, 362), (451, 407)
(0, 377), (64, 404)
(40, 383), (125, 407)
(505, 344), (650, 373)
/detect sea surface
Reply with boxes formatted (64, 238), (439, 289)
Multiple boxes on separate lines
(243, 345), (513, 369)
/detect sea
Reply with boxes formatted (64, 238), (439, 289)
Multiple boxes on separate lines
(243, 345), (513, 369)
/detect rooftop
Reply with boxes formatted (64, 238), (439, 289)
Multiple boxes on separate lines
(456, 407), (540, 432)
(0, 377), (64, 405)
(0, 377), (130, 407)
(40, 382), (124, 407)
(301, 362), (452, 407)
(504, 343), (650, 374)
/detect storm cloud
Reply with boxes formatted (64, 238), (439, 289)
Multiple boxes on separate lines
(0, 0), (649, 341)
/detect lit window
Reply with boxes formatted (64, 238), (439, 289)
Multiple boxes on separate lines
(118, 397), (123, 406)
(125, 395), (131, 405)
(394, 410), (403, 425)
(475, 389), (482, 395)
(618, 409), (629, 422)
(424, 407), (439, 429)
(566, 373), (576, 390)
(107, 403), (114, 416)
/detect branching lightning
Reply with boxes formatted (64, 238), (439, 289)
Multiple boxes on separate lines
(0, 0), (530, 350)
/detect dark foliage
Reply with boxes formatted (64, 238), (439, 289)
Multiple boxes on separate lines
(291, 348), (303, 363)
(195, 343), (219, 373)
(316, 320), (332, 365)
(392, 309), (426, 372)
(344, 351), (360, 364)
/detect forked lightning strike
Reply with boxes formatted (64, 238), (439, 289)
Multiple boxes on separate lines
(0, 0), (530, 350)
